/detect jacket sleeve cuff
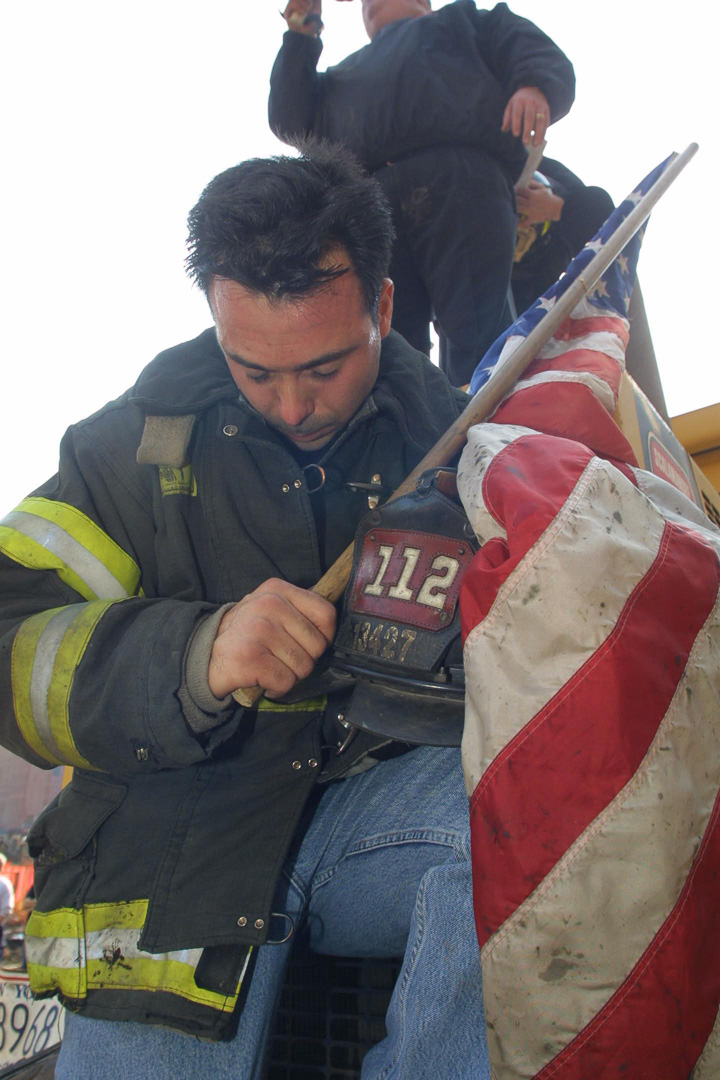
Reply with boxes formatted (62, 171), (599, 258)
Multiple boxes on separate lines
(180, 605), (236, 733)
(281, 28), (323, 58)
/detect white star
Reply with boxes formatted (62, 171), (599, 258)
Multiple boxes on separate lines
(536, 295), (556, 312)
(617, 254), (629, 275)
(591, 278), (609, 300)
(585, 238), (605, 254)
(626, 188), (643, 206)
(624, 290), (633, 310)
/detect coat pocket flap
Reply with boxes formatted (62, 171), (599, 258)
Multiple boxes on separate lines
(28, 772), (127, 861)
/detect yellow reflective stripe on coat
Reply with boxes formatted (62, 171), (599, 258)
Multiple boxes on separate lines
(12, 602), (120, 769)
(0, 497), (140, 601)
(26, 902), (246, 1013)
(258, 696), (327, 713)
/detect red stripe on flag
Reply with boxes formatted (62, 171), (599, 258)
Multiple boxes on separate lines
(460, 435), (594, 636)
(492, 382), (638, 464)
(551, 314), (629, 346)
(470, 522), (719, 945)
(522, 347), (623, 393)
(536, 788), (720, 1080)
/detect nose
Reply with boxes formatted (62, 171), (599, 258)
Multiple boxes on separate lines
(276, 381), (314, 429)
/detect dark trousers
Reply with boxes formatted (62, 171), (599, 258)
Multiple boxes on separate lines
(375, 146), (516, 387)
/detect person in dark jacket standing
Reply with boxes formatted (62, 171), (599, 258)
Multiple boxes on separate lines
(269, 0), (575, 386)
(0, 143), (492, 1079)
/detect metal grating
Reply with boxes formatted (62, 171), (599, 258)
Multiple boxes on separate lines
(265, 951), (401, 1080)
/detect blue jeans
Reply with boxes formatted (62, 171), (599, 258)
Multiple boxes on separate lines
(57, 747), (490, 1079)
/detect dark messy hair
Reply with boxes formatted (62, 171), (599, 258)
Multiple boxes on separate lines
(185, 140), (395, 317)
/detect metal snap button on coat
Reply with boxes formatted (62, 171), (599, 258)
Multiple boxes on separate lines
(222, 425), (238, 437)
(282, 484), (290, 494)
(254, 919), (265, 930)
(293, 479), (302, 490)
(237, 916), (247, 927)
(292, 760), (302, 770)
(308, 759), (318, 768)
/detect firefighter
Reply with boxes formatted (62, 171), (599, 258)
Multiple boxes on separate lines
(0, 142), (490, 1079)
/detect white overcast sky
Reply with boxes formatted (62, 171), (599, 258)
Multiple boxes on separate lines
(0, 1), (715, 510)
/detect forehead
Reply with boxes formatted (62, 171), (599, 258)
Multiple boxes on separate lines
(210, 271), (369, 370)
(363, 0), (426, 18)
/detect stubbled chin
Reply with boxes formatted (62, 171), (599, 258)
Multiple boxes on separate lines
(281, 424), (338, 448)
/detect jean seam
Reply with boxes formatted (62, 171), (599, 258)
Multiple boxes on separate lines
(367, 868), (429, 1080)
(310, 831), (462, 895)
(279, 865), (309, 912)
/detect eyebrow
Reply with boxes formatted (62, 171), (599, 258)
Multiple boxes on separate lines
(223, 344), (360, 374)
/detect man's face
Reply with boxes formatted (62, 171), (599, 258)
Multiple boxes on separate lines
(362, 0), (430, 39)
(211, 263), (393, 452)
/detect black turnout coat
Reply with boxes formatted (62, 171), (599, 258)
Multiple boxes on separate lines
(0, 328), (467, 1038)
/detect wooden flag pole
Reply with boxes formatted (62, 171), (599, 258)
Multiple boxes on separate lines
(233, 143), (698, 706)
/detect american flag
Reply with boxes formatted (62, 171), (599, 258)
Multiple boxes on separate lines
(457, 157), (720, 1078)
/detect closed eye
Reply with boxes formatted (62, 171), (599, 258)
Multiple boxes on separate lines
(310, 367), (339, 381)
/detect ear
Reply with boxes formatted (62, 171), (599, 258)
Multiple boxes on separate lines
(377, 278), (394, 339)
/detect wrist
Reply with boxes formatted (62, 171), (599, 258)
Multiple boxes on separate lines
(285, 14), (323, 36)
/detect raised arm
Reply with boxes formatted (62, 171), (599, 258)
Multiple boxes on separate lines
(269, 2), (325, 144)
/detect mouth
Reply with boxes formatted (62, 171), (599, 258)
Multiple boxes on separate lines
(287, 424), (336, 445)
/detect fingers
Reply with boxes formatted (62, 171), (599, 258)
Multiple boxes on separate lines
(283, 0), (323, 33)
(209, 579), (337, 700)
(501, 96), (533, 144)
(515, 191), (529, 214)
(515, 187), (542, 222)
(532, 107), (549, 147)
(521, 101), (535, 145)
(501, 87), (551, 147)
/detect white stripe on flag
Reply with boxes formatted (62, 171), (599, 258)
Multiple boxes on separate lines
(536, 329), (627, 366)
(634, 470), (720, 537)
(459, 444), (665, 793)
(481, 594), (720, 1078)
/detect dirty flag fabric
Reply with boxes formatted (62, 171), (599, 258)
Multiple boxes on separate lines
(457, 158), (720, 1079)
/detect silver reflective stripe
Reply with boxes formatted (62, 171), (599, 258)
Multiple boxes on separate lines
(29, 606), (83, 762)
(26, 929), (202, 970)
(26, 935), (87, 970)
(3, 511), (130, 599)
(86, 928), (203, 968)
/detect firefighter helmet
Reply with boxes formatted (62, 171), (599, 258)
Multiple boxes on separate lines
(327, 467), (478, 746)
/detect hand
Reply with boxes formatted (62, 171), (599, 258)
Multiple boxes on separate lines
(501, 87), (551, 147)
(282, 0), (323, 35)
(208, 578), (336, 699)
(515, 180), (564, 224)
